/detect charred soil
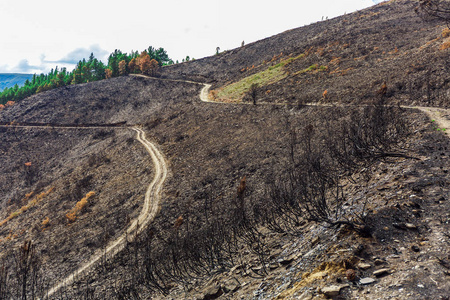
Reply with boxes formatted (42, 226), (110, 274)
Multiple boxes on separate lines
(0, 0), (449, 299)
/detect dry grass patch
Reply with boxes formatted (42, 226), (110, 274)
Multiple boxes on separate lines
(440, 38), (450, 50)
(274, 260), (355, 299)
(0, 187), (54, 227)
(66, 191), (95, 223)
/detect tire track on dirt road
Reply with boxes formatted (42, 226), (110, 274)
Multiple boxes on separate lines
(46, 126), (167, 297)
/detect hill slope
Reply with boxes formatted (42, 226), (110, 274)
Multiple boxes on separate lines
(162, 0), (449, 107)
(0, 0), (449, 299)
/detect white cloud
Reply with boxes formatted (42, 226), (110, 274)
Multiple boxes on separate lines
(12, 60), (39, 73)
(0, 45), (110, 74)
(47, 45), (109, 65)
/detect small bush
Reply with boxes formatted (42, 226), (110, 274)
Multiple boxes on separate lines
(42, 217), (50, 227)
(66, 212), (77, 223)
(439, 39), (450, 50)
(10, 211), (19, 219)
(66, 191), (95, 223)
(209, 90), (218, 101)
(307, 64), (318, 71)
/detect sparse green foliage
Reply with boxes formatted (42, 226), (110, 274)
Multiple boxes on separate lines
(307, 64), (318, 71)
(146, 46), (173, 66)
(217, 63), (287, 102)
(215, 53), (311, 102)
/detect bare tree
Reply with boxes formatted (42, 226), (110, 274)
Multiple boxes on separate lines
(261, 101), (412, 237)
(248, 83), (258, 105)
(13, 241), (40, 300)
(0, 262), (8, 300)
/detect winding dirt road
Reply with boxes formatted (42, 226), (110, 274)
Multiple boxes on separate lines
(3, 75), (446, 297)
(197, 83), (449, 133)
(46, 127), (167, 297)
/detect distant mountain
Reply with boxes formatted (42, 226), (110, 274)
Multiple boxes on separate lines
(0, 73), (33, 90)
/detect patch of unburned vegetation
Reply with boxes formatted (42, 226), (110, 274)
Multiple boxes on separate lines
(214, 54), (306, 102)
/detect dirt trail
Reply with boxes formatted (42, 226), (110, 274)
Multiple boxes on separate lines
(200, 83), (213, 103)
(413, 106), (450, 134)
(197, 83), (449, 133)
(43, 75), (446, 296)
(46, 126), (167, 297)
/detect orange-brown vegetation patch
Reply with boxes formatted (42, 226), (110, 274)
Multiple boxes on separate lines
(66, 191), (95, 223)
(439, 38), (450, 51)
(0, 187), (54, 227)
(41, 217), (50, 229)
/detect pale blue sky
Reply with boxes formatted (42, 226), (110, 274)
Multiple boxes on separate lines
(0, 0), (385, 74)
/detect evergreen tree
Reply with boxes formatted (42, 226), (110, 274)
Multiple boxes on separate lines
(0, 45), (174, 105)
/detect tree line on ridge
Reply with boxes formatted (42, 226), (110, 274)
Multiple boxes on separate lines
(0, 46), (173, 107)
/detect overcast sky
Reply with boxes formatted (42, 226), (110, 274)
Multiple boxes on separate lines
(0, 0), (385, 74)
